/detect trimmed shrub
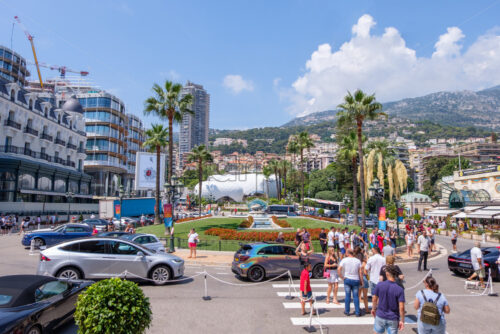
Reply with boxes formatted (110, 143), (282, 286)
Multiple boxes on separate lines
(75, 278), (152, 334)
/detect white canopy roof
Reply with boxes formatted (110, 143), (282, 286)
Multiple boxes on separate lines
(452, 206), (500, 219)
(427, 209), (460, 217)
(453, 212), (467, 219)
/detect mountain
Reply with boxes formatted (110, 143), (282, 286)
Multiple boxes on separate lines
(282, 86), (500, 129)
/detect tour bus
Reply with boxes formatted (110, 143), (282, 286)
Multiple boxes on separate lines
(266, 204), (297, 216)
(304, 198), (344, 218)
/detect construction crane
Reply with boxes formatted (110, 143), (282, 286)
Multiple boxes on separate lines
(28, 61), (89, 79)
(14, 15), (44, 89)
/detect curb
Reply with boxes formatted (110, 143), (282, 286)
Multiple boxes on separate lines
(396, 244), (448, 265)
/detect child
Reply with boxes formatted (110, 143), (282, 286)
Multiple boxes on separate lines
(300, 262), (316, 316)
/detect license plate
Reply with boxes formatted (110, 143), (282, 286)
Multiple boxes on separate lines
(235, 257), (239, 262)
(458, 263), (472, 268)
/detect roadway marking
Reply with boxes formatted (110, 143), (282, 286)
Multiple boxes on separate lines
(290, 315), (416, 326)
(273, 283), (343, 288)
(283, 302), (372, 309)
(278, 291), (346, 297)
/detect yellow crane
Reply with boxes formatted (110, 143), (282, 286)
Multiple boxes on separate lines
(14, 15), (44, 89)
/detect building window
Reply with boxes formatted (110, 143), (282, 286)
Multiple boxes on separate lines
(0, 171), (16, 191)
(10, 89), (15, 102)
(78, 160), (83, 171)
(29, 99), (33, 110)
(8, 111), (15, 121)
(68, 180), (79, 193)
(18, 173), (36, 189)
(38, 176), (52, 191)
(80, 182), (89, 195)
(54, 178), (66, 192)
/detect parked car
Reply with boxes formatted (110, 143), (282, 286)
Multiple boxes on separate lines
(21, 224), (92, 248)
(113, 217), (139, 229)
(0, 275), (92, 334)
(120, 233), (166, 253)
(96, 231), (130, 238)
(448, 246), (500, 281)
(37, 237), (184, 285)
(82, 218), (109, 232)
(231, 242), (325, 282)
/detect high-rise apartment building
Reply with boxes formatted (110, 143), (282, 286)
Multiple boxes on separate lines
(179, 81), (209, 169)
(124, 114), (145, 192)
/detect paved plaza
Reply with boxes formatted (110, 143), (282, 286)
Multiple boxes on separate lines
(1, 233), (498, 334)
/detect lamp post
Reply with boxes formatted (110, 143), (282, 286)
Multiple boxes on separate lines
(395, 199), (401, 237)
(118, 185), (125, 231)
(368, 178), (384, 228)
(65, 192), (74, 222)
(164, 176), (184, 253)
(343, 194), (351, 226)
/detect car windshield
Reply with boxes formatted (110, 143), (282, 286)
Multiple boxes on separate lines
(0, 294), (13, 306)
(53, 225), (65, 232)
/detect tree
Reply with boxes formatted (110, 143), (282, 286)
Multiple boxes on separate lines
(262, 165), (273, 198)
(268, 160), (281, 200)
(440, 157), (471, 178)
(338, 131), (363, 225)
(143, 125), (168, 225)
(287, 138), (299, 169)
(278, 160), (292, 198)
(315, 190), (339, 201)
(187, 145), (213, 217)
(144, 81), (193, 184)
(337, 90), (386, 228)
(294, 132), (315, 213)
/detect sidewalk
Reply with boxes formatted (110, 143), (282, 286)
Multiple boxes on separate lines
(173, 248), (234, 266)
(393, 243), (445, 263)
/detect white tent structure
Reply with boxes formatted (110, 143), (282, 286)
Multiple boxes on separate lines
(194, 174), (278, 202)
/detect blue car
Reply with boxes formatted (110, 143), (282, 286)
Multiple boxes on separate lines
(21, 224), (92, 248)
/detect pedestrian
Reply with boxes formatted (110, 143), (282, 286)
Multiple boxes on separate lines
(302, 228), (311, 250)
(390, 229), (397, 249)
(334, 228), (341, 258)
(372, 265), (406, 334)
(327, 226), (335, 249)
(429, 226), (436, 252)
(188, 228), (199, 259)
(338, 248), (363, 317)
(377, 231), (385, 252)
(92, 226), (98, 236)
(405, 231), (414, 257)
(369, 229), (376, 249)
(450, 228), (457, 253)
(366, 246), (386, 295)
(417, 231), (431, 272)
(379, 255), (405, 288)
(299, 262), (316, 316)
(359, 228), (368, 250)
(354, 246), (370, 313)
(414, 276), (450, 334)
(467, 241), (485, 288)
(295, 228), (302, 246)
(383, 241), (395, 258)
(344, 228), (350, 250)
(324, 247), (340, 304)
(276, 232), (285, 243)
(338, 229), (346, 259)
(319, 228), (327, 255)
(296, 241), (313, 265)
(140, 214), (145, 227)
(124, 223), (135, 234)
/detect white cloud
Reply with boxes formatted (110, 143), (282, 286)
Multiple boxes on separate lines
(287, 14), (500, 116)
(159, 70), (180, 80)
(223, 74), (254, 94)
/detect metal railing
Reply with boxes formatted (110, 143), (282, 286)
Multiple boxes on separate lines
(24, 126), (39, 136)
(54, 138), (66, 146)
(40, 133), (53, 141)
(67, 143), (77, 150)
(4, 119), (21, 130)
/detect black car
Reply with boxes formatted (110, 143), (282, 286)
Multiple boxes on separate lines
(0, 275), (93, 334)
(447, 246), (500, 280)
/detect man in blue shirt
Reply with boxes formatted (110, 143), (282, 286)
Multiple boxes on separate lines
(372, 265), (405, 333)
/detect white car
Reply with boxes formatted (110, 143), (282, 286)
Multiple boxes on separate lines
(120, 233), (166, 253)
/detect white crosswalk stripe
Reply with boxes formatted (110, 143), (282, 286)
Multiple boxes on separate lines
(283, 302), (372, 309)
(273, 283), (343, 288)
(277, 291), (346, 297)
(290, 315), (416, 326)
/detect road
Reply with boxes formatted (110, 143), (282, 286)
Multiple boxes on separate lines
(0, 233), (498, 334)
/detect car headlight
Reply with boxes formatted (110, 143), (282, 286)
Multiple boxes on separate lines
(172, 259), (183, 263)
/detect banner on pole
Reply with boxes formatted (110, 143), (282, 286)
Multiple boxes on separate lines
(378, 207), (387, 231)
(397, 208), (404, 223)
(115, 204), (121, 215)
(163, 203), (173, 228)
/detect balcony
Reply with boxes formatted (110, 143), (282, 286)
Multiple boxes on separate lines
(77, 147), (85, 154)
(40, 152), (52, 162)
(24, 126), (39, 136)
(67, 143), (77, 150)
(40, 133), (53, 142)
(0, 145), (18, 154)
(66, 160), (76, 168)
(4, 119), (21, 130)
(54, 157), (65, 165)
(54, 138), (66, 146)
(23, 148), (37, 158)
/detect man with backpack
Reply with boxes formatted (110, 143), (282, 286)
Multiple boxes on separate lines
(414, 276), (450, 333)
(372, 265), (405, 333)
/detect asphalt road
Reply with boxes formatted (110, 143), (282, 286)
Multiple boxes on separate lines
(0, 234), (498, 334)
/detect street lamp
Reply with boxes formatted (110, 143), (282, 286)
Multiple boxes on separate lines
(164, 176), (185, 253)
(343, 194), (351, 226)
(118, 185), (125, 231)
(395, 199), (401, 237)
(369, 178), (384, 229)
(65, 191), (74, 223)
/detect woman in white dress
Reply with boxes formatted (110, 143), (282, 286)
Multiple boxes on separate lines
(324, 247), (340, 304)
(405, 231), (414, 257)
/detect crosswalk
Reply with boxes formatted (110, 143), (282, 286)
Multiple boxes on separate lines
(272, 278), (417, 331)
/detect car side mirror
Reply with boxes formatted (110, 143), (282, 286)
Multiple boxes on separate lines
(137, 251), (145, 257)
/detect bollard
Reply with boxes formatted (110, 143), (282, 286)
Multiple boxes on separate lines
(285, 272), (294, 300)
(202, 273), (211, 301)
(303, 299), (316, 333)
(488, 268), (498, 297)
(29, 239), (35, 256)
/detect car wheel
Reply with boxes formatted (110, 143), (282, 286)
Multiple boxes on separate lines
(57, 267), (82, 280)
(312, 264), (324, 279)
(33, 238), (45, 248)
(26, 325), (41, 334)
(248, 265), (265, 282)
(150, 265), (171, 285)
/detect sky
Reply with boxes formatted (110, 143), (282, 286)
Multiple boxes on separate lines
(1, 0), (500, 129)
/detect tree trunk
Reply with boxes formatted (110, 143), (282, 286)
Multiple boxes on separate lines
(300, 150), (305, 214)
(357, 120), (366, 229)
(274, 170), (280, 200)
(283, 167), (287, 199)
(168, 116), (173, 184)
(155, 145), (161, 225)
(352, 157), (359, 226)
(198, 158), (203, 217)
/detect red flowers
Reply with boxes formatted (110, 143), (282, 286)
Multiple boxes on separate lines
(176, 215), (212, 224)
(205, 227), (324, 241)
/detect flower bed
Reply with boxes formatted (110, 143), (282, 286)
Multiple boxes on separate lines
(271, 216), (291, 228)
(205, 227), (323, 241)
(176, 215), (212, 223)
(301, 215), (339, 223)
(239, 216), (254, 228)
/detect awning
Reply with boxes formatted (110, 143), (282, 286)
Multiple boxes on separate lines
(426, 209), (460, 217)
(466, 208), (500, 219)
(453, 212), (467, 219)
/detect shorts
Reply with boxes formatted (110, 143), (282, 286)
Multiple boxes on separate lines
(326, 270), (339, 283)
(188, 242), (197, 248)
(334, 242), (339, 250)
(374, 316), (399, 334)
(340, 247), (346, 255)
(320, 243), (327, 253)
(362, 275), (369, 288)
(369, 281), (378, 295)
(431, 239), (435, 244)
(301, 291), (312, 300)
(451, 239), (457, 245)
(476, 268), (485, 279)
(370, 243), (375, 249)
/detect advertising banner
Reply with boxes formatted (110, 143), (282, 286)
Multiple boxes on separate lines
(378, 207), (387, 231)
(163, 203), (173, 228)
(135, 152), (166, 190)
(115, 204), (121, 215)
(397, 208), (404, 223)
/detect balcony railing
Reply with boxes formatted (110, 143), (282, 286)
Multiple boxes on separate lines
(4, 119), (21, 130)
(23, 148), (37, 158)
(54, 138), (66, 146)
(40, 152), (52, 162)
(54, 157), (65, 165)
(67, 143), (77, 150)
(24, 126), (39, 136)
(66, 161), (76, 168)
(77, 147), (85, 154)
(40, 133), (53, 142)
(0, 145), (18, 154)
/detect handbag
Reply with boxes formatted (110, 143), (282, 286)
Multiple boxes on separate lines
(323, 269), (330, 278)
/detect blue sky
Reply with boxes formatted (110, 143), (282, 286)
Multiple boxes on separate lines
(1, 0), (499, 129)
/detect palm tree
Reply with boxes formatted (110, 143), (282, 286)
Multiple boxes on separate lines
(268, 159), (281, 200)
(287, 138), (299, 169)
(296, 131), (315, 213)
(262, 165), (273, 198)
(187, 145), (213, 217)
(144, 81), (193, 184)
(278, 160), (292, 199)
(338, 131), (363, 226)
(337, 90), (386, 228)
(143, 124), (169, 225)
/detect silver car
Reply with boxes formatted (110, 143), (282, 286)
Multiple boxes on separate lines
(120, 233), (166, 253)
(37, 237), (184, 285)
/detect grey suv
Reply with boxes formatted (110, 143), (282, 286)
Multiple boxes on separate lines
(37, 238), (184, 285)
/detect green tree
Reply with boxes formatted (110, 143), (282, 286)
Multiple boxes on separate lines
(143, 124), (168, 225)
(268, 159), (281, 200)
(293, 132), (315, 213)
(145, 81), (193, 184)
(278, 160), (292, 198)
(337, 90), (386, 229)
(315, 190), (339, 201)
(262, 165), (273, 198)
(187, 145), (213, 217)
(440, 157), (471, 177)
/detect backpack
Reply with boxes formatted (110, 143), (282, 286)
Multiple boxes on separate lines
(420, 290), (442, 326)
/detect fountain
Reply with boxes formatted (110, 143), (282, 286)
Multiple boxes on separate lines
(245, 199), (280, 229)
